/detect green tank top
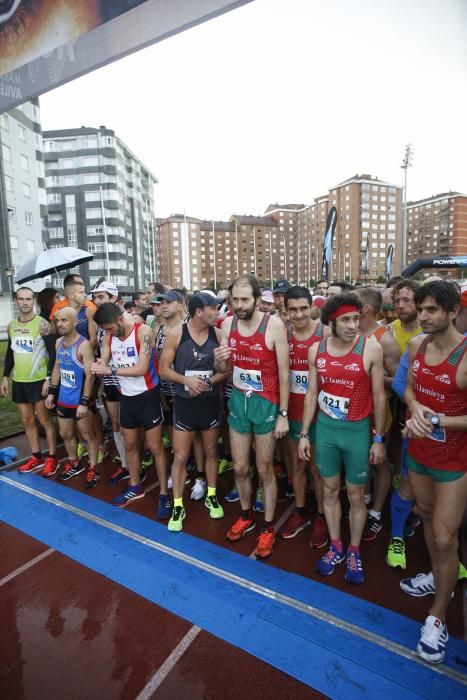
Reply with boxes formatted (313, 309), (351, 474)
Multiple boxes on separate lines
(10, 316), (48, 382)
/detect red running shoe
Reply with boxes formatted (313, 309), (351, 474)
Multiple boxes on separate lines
(309, 514), (329, 549)
(281, 510), (310, 539)
(41, 457), (59, 477)
(255, 528), (276, 559)
(18, 456), (44, 474)
(226, 515), (255, 542)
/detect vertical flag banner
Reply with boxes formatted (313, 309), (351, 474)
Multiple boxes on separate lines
(363, 234), (370, 278)
(321, 206), (337, 280)
(386, 244), (394, 282)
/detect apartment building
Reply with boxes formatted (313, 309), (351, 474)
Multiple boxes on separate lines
(407, 192), (467, 265)
(42, 126), (157, 294)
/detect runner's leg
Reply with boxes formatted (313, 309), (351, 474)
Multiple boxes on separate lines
(255, 431), (277, 523)
(321, 475), (342, 540)
(35, 400), (57, 455)
(230, 428), (253, 510)
(145, 424), (168, 495)
(17, 403), (41, 454)
(58, 417), (77, 460)
(171, 429), (195, 499)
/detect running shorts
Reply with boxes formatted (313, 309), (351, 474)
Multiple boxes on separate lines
(406, 453), (465, 483)
(12, 379), (45, 404)
(120, 386), (163, 431)
(173, 393), (222, 432)
(103, 385), (120, 403)
(288, 418), (316, 444)
(315, 411), (371, 485)
(227, 388), (278, 435)
(56, 403), (97, 420)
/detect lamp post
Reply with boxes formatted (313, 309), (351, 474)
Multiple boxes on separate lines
(5, 266), (15, 321)
(401, 143), (414, 271)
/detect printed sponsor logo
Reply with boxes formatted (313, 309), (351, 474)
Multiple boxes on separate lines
(250, 343), (263, 351)
(331, 361), (343, 366)
(421, 367), (434, 375)
(413, 359), (420, 372)
(289, 343), (294, 352)
(229, 338), (237, 348)
(317, 358), (326, 369)
(127, 347), (135, 357)
(240, 340), (249, 347)
(435, 374), (451, 384)
(345, 362), (360, 372)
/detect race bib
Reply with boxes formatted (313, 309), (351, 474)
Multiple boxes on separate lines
(290, 369), (308, 394)
(60, 368), (76, 388)
(12, 335), (33, 354)
(318, 390), (349, 420)
(233, 366), (263, 392)
(184, 369), (213, 392)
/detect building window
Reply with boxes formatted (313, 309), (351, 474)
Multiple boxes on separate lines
(20, 154), (29, 171)
(86, 225), (103, 236)
(62, 158), (74, 169)
(27, 239), (35, 254)
(18, 124), (26, 141)
(0, 114), (8, 130)
(86, 208), (101, 219)
(48, 192), (61, 204)
(5, 175), (14, 193)
(48, 227), (64, 238)
(46, 176), (60, 187)
(25, 211), (33, 226)
(83, 156), (98, 167)
(63, 176), (74, 186)
(2, 144), (11, 162)
(22, 182), (31, 198)
(10, 235), (18, 250)
(7, 206), (16, 223)
(84, 174), (99, 184)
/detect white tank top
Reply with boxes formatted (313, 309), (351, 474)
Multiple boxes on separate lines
(110, 324), (159, 397)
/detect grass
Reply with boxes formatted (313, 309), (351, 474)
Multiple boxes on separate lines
(0, 340), (24, 438)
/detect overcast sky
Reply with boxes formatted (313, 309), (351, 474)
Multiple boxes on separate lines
(39, 0), (467, 221)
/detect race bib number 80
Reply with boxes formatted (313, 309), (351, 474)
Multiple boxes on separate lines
(290, 369), (308, 394)
(318, 390), (349, 420)
(233, 366), (263, 392)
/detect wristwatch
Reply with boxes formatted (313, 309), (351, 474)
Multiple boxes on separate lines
(109, 359), (118, 376)
(426, 413), (440, 429)
(373, 434), (386, 444)
(278, 409), (288, 418)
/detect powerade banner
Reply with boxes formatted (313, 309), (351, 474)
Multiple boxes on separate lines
(386, 244), (394, 281)
(403, 255), (467, 278)
(0, 0), (253, 112)
(321, 206), (337, 280)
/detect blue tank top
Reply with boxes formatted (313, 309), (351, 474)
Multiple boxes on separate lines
(57, 335), (86, 408)
(75, 305), (90, 340)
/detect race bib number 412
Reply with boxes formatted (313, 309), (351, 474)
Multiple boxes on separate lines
(12, 336), (33, 354)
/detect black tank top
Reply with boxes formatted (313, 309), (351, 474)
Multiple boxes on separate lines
(173, 323), (219, 398)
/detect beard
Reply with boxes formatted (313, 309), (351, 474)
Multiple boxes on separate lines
(235, 303), (256, 321)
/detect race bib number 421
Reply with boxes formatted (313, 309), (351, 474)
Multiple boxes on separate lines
(318, 390), (349, 420)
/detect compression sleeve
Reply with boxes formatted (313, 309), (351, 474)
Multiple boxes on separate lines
(3, 339), (14, 377)
(43, 334), (57, 375)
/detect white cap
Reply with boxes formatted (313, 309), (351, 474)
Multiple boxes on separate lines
(92, 281), (119, 298)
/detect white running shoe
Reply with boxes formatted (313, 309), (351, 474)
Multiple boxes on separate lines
(400, 571), (435, 597)
(190, 477), (207, 500)
(416, 615), (448, 664)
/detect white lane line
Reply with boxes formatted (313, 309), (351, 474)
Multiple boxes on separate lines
(135, 625), (201, 699)
(1, 475), (465, 686)
(248, 502), (296, 559)
(0, 548), (55, 587)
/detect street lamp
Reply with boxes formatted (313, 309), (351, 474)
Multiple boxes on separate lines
(4, 266), (16, 321)
(401, 143), (414, 270)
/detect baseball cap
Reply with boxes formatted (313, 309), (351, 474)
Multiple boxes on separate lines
(273, 279), (292, 294)
(154, 290), (183, 304)
(188, 292), (222, 315)
(312, 295), (325, 308)
(92, 281), (119, 297)
(261, 290), (274, 303)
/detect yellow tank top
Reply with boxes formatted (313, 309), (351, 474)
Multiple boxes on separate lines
(390, 319), (422, 355)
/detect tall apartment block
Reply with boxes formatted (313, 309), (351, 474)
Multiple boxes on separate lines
(42, 126), (157, 294)
(407, 192), (467, 264)
(0, 98), (47, 323)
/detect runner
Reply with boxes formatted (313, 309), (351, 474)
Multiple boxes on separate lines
(314, 280), (329, 297)
(2, 287), (58, 476)
(159, 291), (229, 531)
(45, 307), (100, 487)
(298, 293), (386, 584)
(91, 303), (170, 517)
(379, 288), (397, 326)
(280, 286), (330, 546)
(403, 281), (467, 663)
(259, 290), (276, 315)
(214, 274), (290, 559)
(49, 275), (97, 347)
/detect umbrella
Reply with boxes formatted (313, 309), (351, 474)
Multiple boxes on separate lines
(15, 247), (94, 284)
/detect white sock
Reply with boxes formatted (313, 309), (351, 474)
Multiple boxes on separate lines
(113, 431), (127, 469)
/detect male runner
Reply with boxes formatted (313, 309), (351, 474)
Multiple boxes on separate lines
(379, 288), (397, 326)
(159, 292), (229, 531)
(315, 280), (329, 297)
(214, 274), (290, 559)
(355, 287), (400, 541)
(2, 287), (58, 476)
(91, 303), (170, 517)
(298, 294), (386, 584)
(50, 276), (97, 346)
(259, 290), (276, 315)
(403, 281), (467, 663)
(45, 308), (100, 487)
(280, 286), (330, 547)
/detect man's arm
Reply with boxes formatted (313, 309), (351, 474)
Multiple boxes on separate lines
(85, 307), (98, 349)
(1, 324), (13, 396)
(213, 317), (233, 373)
(368, 342), (386, 465)
(380, 331), (400, 389)
(298, 344), (319, 461)
(403, 336), (433, 436)
(269, 315), (290, 439)
(39, 317), (57, 382)
(45, 340), (62, 409)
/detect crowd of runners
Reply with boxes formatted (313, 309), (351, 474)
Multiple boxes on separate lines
(2, 271), (466, 666)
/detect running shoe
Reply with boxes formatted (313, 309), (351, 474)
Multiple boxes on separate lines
(285, 483), (294, 499)
(364, 493), (372, 506)
(162, 433), (172, 449)
(156, 494), (172, 519)
(280, 510), (310, 539)
(386, 537), (406, 569)
(362, 514), (382, 542)
(253, 484), (264, 512)
(59, 460), (84, 481)
(77, 443), (88, 459)
(316, 546), (345, 576)
(205, 494), (224, 519)
(141, 451), (153, 468)
(400, 572), (435, 597)
(226, 515), (255, 541)
(41, 457), (59, 478)
(459, 562), (467, 580)
(111, 483), (144, 507)
(224, 487), (240, 503)
(84, 466), (101, 489)
(404, 511), (421, 538)
(218, 458), (233, 474)
(345, 551), (364, 585)
(168, 505), (186, 532)
(139, 468), (148, 485)
(191, 477), (207, 501)
(255, 528), (275, 559)
(309, 514), (329, 549)
(97, 447), (108, 464)
(417, 615), (449, 664)
(18, 456), (44, 474)
(106, 466), (130, 485)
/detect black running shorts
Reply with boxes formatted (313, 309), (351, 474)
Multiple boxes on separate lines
(12, 380), (45, 404)
(173, 393), (222, 432)
(103, 384), (120, 402)
(120, 386), (163, 431)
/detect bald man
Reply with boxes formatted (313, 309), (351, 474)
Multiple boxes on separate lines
(46, 308), (100, 488)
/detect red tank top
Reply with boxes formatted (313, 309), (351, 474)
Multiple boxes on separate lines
(408, 335), (467, 472)
(229, 313), (279, 403)
(288, 322), (324, 422)
(315, 336), (372, 421)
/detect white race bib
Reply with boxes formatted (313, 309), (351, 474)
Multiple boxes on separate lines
(233, 366), (263, 392)
(184, 369), (213, 392)
(290, 369), (308, 394)
(60, 368), (76, 388)
(318, 390), (349, 420)
(12, 335), (33, 354)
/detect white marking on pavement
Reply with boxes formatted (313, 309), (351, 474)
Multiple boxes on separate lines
(0, 548), (55, 587)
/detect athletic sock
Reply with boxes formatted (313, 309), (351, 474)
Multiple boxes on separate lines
(348, 544), (360, 555)
(296, 506), (307, 517)
(33, 452), (42, 461)
(241, 509), (252, 521)
(196, 471), (206, 480)
(207, 486), (216, 497)
(262, 520), (274, 532)
(368, 509), (381, 520)
(390, 490), (415, 538)
(316, 512), (325, 518)
(331, 538), (343, 552)
(174, 497), (184, 509)
(113, 431), (127, 469)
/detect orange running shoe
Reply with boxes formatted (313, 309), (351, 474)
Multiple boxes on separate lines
(255, 528), (276, 559)
(226, 515), (255, 542)
(41, 457), (59, 478)
(18, 456), (43, 473)
(84, 465), (101, 489)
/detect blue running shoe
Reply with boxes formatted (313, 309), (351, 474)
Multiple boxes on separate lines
(156, 494), (172, 520)
(345, 550), (364, 585)
(316, 546), (345, 576)
(225, 487), (240, 503)
(253, 484), (264, 513)
(111, 483), (144, 508)
(417, 615), (449, 664)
